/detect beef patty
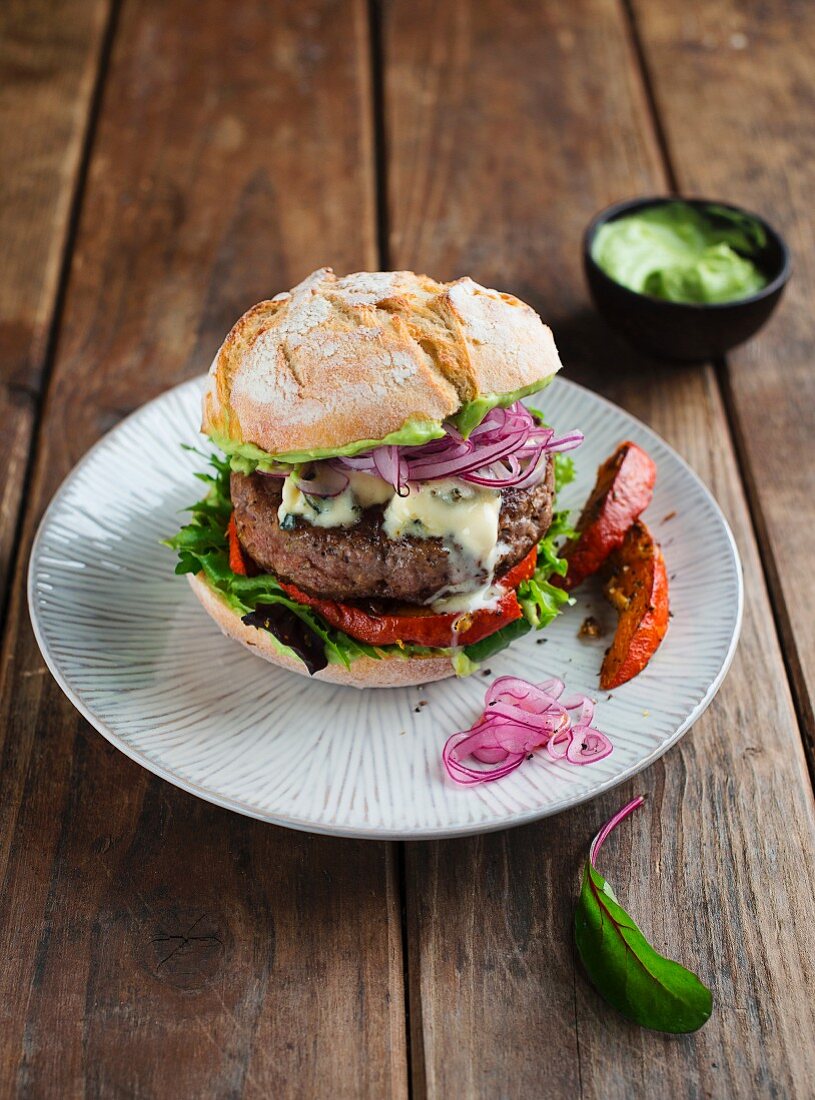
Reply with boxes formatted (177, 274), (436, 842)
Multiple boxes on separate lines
(231, 459), (555, 604)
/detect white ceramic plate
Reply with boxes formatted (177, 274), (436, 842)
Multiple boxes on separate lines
(29, 377), (742, 839)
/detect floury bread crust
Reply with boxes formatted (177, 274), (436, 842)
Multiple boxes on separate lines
(187, 572), (457, 689)
(202, 268), (563, 457)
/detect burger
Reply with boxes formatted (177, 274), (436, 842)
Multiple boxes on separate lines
(167, 268), (582, 688)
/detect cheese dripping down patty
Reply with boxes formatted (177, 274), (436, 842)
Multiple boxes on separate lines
(278, 470), (392, 528)
(277, 473), (503, 591)
(381, 478), (501, 568)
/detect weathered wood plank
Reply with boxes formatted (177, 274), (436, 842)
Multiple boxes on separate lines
(384, 1), (815, 1096)
(0, 387), (34, 603)
(0, 1), (405, 1096)
(629, 0), (815, 763)
(0, 0), (111, 617)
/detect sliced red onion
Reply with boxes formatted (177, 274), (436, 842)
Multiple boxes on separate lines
(405, 442), (477, 480)
(545, 429), (585, 453)
(331, 453), (374, 471)
(546, 727), (571, 761)
(443, 725), (526, 785)
(371, 446), (410, 496)
(464, 448), (546, 489)
(443, 674), (613, 786)
(566, 727), (613, 765)
(325, 401), (583, 493)
(471, 744), (511, 765)
(563, 695), (596, 726)
(293, 465), (349, 498)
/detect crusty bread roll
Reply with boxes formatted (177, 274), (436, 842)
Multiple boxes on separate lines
(188, 572), (457, 688)
(202, 268), (562, 457)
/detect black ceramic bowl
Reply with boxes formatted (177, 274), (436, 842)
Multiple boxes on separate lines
(583, 196), (790, 362)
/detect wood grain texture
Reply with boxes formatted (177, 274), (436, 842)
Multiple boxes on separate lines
(0, 1), (406, 1096)
(0, 387), (34, 610)
(383, 1), (815, 1095)
(629, 0), (815, 767)
(0, 0), (110, 616)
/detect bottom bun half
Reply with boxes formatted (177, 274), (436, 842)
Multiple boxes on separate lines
(188, 572), (457, 689)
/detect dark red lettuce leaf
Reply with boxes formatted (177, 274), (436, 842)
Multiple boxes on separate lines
(241, 604), (328, 675)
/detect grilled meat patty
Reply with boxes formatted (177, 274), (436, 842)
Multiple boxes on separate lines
(230, 459), (555, 604)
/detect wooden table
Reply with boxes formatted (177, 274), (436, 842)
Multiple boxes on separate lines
(2, 1), (814, 1095)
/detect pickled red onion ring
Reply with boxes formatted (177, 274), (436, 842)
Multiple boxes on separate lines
(443, 674), (613, 786)
(293, 464), (350, 498)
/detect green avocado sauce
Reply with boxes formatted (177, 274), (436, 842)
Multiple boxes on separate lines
(451, 377), (553, 438)
(209, 416), (447, 473)
(592, 202), (768, 304)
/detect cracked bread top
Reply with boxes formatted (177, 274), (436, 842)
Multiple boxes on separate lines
(202, 267), (563, 456)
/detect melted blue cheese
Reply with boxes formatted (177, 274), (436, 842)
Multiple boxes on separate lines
(278, 471), (393, 529)
(278, 473), (503, 598)
(349, 471), (395, 509)
(382, 479), (501, 569)
(430, 581), (504, 615)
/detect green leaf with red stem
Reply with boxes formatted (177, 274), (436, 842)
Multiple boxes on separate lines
(574, 796), (713, 1033)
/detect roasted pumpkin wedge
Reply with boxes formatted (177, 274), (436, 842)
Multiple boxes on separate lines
(600, 520), (669, 690)
(561, 441), (656, 590)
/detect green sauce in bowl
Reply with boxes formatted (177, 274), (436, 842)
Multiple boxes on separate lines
(591, 202), (768, 304)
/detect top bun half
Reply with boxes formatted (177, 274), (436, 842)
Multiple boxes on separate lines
(202, 268), (563, 458)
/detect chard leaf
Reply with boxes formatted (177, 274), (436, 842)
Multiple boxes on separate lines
(242, 604), (328, 675)
(554, 453), (576, 494)
(574, 796), (713, 1033)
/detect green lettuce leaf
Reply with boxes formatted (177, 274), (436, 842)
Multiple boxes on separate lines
(554, 453), (576, 494)
(514, 509), (575, 630)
